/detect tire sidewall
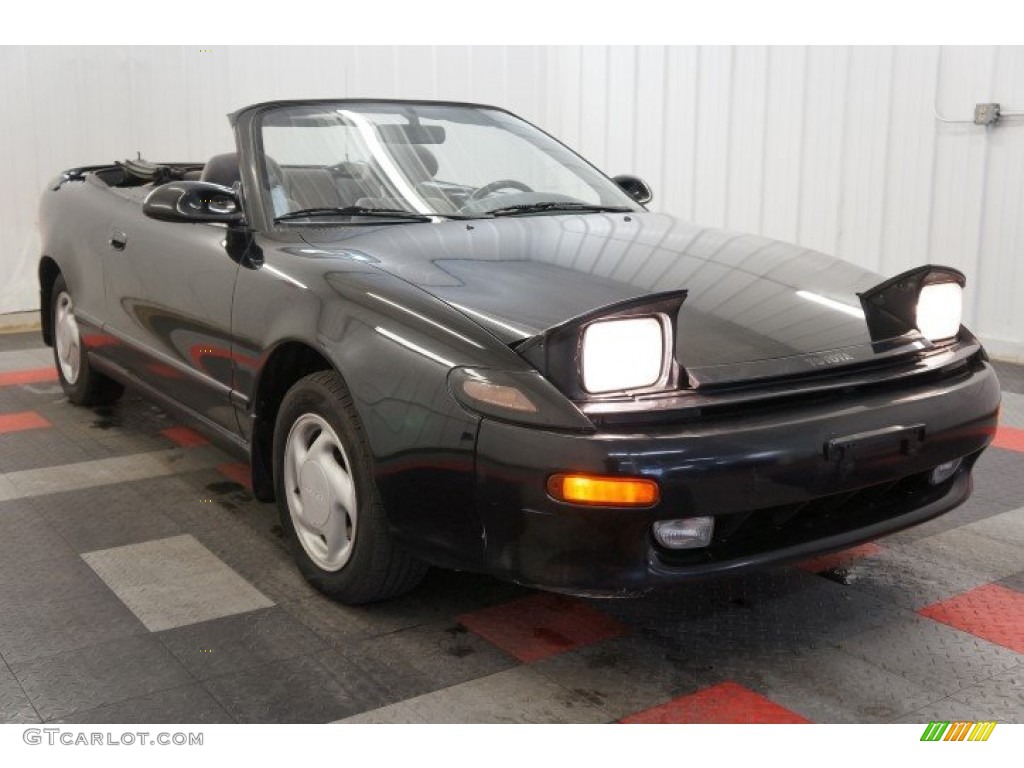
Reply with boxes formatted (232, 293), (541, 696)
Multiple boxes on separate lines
(51, 275), (91, 401)
(272, 374), (380, 593)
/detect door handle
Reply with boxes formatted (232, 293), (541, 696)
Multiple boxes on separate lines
(109, 229), (128, 251)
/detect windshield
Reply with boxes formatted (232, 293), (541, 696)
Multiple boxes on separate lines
(255, 102), (640, 222)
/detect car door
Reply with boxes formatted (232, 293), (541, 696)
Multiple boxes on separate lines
(100, 202), (242, 437)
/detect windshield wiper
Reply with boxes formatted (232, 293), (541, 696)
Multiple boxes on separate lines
(485, 202), (635, 217)
(274, 206), (434, 223)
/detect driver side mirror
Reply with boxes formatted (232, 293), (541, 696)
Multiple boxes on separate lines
(143, 180), (244, 224)
(612, 174), (652, 206)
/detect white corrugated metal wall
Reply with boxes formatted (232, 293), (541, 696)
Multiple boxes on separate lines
(2, 46), (1023, 358)
(545, 45), (1024, 360)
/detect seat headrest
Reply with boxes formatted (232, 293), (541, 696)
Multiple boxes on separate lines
(389, 144), (439, 183)
(200, 153), (241, 187)
(201, 153), (286, 188)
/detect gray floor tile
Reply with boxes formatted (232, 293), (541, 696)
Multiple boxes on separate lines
(948, 667), (1024, 722)
(998, 391), (1024, 429)
(839, 614), (1022, 696)
(11, 634), (195, 721)
(961, 508), (1024, 549)
(889, 698), (998, 724)
(882, 493), (1015, 543)
(971, 449), (1024, 511)
(991, 361), (1024, 395)
(727, 646), (947, 723)
(0, 448), (223, 503)
(319, 620), (518, 703)
(340, 667), (610, 724)
(156, 607), (327, 680)
(201, 653), (383, 723)
(57, 683), (234, 724)
(888, 527), (1023, 583)
(532, 635), (700, 720)
(82, 534), (273, 631)
(829, 547), (994, 610)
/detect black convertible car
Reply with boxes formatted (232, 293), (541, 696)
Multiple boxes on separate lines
(38, 99), (1000, 603)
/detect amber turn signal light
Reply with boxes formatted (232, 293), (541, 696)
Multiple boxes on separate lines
(547, 473), (660, 507)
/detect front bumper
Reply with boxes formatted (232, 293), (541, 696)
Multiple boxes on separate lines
(474, 358), (1000, 594)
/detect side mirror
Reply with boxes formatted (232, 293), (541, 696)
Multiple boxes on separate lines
(612, 174), (653, 206)
(143, 180), (244, 224)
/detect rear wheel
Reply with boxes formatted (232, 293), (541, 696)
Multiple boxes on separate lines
(51, 274), (124, 406)
(273, 370), (427, 604)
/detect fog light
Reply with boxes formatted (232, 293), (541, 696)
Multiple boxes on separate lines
(652, 517), (714, 549)
(929, 458), (962, 485)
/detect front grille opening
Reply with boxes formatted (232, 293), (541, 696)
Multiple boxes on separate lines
(653, 452), (980, 567)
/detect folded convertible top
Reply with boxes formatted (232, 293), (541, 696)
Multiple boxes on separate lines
(115, 157), (194, 185)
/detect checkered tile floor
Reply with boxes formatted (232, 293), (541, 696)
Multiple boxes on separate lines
(0, 331), (1021, 724)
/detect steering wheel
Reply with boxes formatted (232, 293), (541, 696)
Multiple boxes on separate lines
(469, 179), (534, 201)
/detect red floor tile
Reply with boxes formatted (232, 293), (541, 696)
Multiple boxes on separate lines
(919, 583), (1024, 654)
(992, 425), (1024, 453)
(161, 426), (209, 448)
(0, 367), (57, 387)
(797, 542), (884, 573)
(216, 462), (252, 490)
(147, 362), (184, 380)
(457, 593), (628, 663)
(82, 333), (118, 348)
(0, 411), (51, 434)
(620, 681), (811, 724)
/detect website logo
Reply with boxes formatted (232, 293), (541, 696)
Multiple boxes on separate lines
(920, 721), (996, 742)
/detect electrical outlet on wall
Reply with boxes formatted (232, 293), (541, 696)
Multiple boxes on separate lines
(974, 103), (1001, 125)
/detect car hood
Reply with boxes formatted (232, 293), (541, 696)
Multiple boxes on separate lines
(300, 212), (904, 373)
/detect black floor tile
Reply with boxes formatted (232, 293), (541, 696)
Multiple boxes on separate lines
(0, 331), (46, 351)
(0, 502), (63, 562)
(156, 607), (328, 680)
(319, 619), (519, 703)
(997, 572), (1024, 593)
(57, 683), (234, 724)
(0, 660), (39, 723)
(11, 634), (195, 721)
(0, 591), (147, 665)
(200, 653), (385, 723)
(0, 548), (115, 613)
(33, 483), (183, 553)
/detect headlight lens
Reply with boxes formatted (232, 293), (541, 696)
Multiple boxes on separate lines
(581, 316), (667, 394)
(916, 282), (963, 341)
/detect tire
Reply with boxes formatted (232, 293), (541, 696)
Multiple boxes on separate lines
(51, 274), (124, 406)
(273, 370), (428, 604)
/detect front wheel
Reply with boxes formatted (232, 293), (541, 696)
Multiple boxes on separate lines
(51, 274), (124, 406)
(273, 370), (427, 604)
